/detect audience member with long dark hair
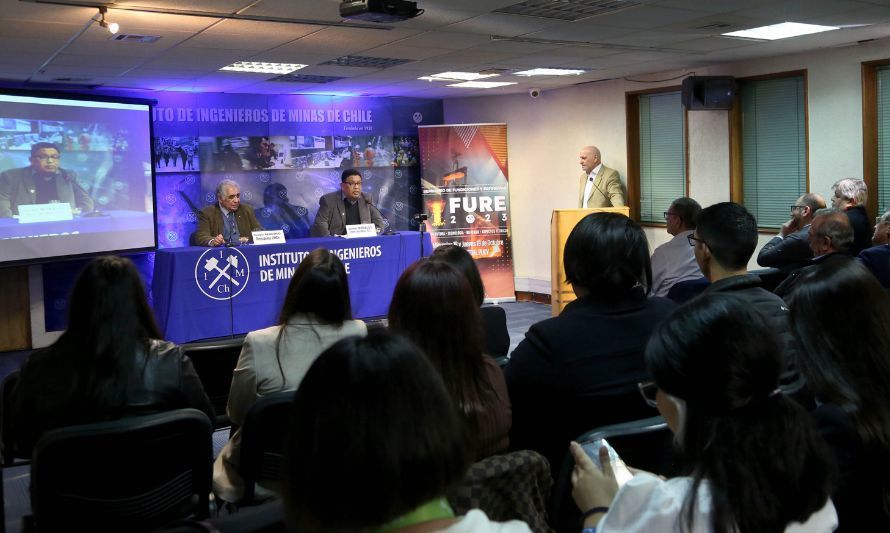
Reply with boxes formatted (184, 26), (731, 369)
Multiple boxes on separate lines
(571, 293), (836, 532)
(505, 212), (676, 477)
(281, 333), (530, 532)
(789, 260), (890, 530)
(213, 248), (366, 502)
(430, 244), (510, 358)
(10, 256), (214, 456)
(389, 259), (511, 460)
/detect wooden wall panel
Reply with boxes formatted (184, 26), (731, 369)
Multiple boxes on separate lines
(0, 267), (30, 351)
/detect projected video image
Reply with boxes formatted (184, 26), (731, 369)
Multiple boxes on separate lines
(0, 92), (156, 265)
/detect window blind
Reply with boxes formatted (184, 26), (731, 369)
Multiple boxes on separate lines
(638, 91), (686, 223)
(877, 67), (890, 215)
(740, 76), (807, 228)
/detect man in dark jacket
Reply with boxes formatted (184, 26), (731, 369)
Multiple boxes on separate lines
(692, 202), (806, 398)
(757, 193), (826, 272)
(830, 178), (871, 255)
(774, 208), (854, 299)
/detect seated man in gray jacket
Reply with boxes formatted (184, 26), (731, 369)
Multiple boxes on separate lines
(310, 168), (384, 237)
(757, 193), (825, 273)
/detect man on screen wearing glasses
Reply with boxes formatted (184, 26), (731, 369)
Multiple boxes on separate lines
(310, 168), (384, 237)
(0, 142), (94, 217)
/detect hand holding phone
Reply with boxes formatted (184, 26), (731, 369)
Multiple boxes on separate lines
(583, 438), (634, 486)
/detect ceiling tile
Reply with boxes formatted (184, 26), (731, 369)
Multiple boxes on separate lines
(446, 13), (565, 37)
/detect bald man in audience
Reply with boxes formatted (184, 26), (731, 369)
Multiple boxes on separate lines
(578, 145), (624, 208)
(650, 197), (702, 297)
(774, 208), (855, 299)
(857, 209), (890, 288)
(691, 202), (804, 395)
(757, 193), (826, 272)
(830, 178), (871, 255)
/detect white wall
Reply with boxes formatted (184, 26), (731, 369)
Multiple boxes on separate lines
(443, 38), (890, 290)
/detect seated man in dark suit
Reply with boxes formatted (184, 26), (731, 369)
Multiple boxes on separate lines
(830, 178), (871, 255)
(191, 179), (262, 246)
(774, 208), (854, 299)
(757, 193), (826, 273)
(858, 209), (890, 288)
(0, 142), (94, 217)
(310, 168), (384, 237)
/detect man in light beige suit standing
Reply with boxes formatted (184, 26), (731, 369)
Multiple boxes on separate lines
(578, 145), (625, 208)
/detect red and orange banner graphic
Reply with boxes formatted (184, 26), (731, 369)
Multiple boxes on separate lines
(418, 123), (515, 300)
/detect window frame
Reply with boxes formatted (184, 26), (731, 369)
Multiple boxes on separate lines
(862, 58), (890, 218)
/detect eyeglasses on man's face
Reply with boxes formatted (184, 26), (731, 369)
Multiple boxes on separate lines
(344, 180), (362, 188)
(35, 154), (61, 161)
(687, 234), (707, 247)
(638, 381), (658, 408)
(663, 211), (677, 221)
(790, 205), (805, 213)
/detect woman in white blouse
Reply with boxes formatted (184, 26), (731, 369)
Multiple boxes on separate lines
(570, 293), (837, 533)
(213, 248), (367, 503)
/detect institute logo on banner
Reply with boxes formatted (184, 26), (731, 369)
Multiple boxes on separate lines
(194, 247), (250, 300)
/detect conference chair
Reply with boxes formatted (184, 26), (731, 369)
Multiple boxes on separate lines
(549, 415), (673, 533)
(448, 449), (554, 533)
(29, 408), (213, 532)
(237, 391), (294, 505)
(182, 339), (244, 428)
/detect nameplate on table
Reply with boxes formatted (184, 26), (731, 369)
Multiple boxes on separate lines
(17, 203), (74, 223)
(344, 223), (377, 238)
(251, 229), (286, 245)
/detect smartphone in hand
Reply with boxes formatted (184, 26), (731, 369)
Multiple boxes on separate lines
(583, 438), (634, 486)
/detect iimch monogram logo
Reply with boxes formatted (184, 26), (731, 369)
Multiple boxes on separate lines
(194, 248), (250, 300)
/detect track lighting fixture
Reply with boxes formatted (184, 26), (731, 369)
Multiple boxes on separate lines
(98, 7), (119, 35)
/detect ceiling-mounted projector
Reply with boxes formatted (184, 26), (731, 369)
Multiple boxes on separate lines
(340, 0), (422, 23)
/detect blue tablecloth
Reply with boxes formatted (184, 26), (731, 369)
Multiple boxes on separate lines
(152, 232), (432, 344)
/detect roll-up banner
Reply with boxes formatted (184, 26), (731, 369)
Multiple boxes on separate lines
(417, 123), (515, 301)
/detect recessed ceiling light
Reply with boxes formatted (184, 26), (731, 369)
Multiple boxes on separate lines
(220, 62), (307, 74)
(447, 81), (517, 89)
(514, 68), (585, 76)
(419, 71), (500, 82)
(722, 22), (838, 41)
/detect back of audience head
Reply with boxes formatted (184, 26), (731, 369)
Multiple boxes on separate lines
(62, 256), (162, 402)
(563, 212), (651, 298)
(692, 202), (757, 278)
(666, 197), (701, 235)
(282, 333), (471, 532)
(795, 193), (827, 223)
(278, 248), (351, 325)
(831, 178), (868, 209)
(66, 255), (160, 352)
(429, 244), (485, 306)
(808, 207), (853, 256)
(388, 259), (488, 410)
(788, 260), (890, 455)
(873, 210), (890, 246)
(645, 293), (832, 533)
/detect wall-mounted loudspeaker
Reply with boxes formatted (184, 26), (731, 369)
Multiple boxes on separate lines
(681, 76), (736, 110)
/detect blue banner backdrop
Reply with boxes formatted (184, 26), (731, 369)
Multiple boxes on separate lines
(42, 93), (442, 333)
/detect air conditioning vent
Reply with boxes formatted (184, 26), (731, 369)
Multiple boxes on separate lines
(267, 74), (346, 83)
(110, 34), (162, 43)
(321, 55), (413, 68)
(494, 0), (641, 21)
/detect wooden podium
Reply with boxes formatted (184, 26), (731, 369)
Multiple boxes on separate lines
(550, 207), (631, 316)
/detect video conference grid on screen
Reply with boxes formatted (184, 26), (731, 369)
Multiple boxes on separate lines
(0, 92), (156, 264)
